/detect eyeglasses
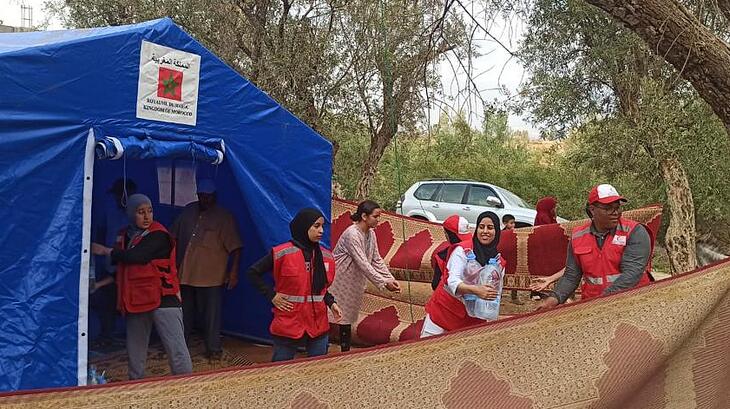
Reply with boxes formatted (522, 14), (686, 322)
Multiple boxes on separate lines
(592, 203), (622, 215)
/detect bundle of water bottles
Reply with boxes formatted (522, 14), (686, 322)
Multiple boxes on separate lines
(461, 250), (505, 320)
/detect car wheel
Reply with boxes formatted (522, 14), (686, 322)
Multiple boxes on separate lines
(411, 215), (428, 221)
(515, 222), (532, 229)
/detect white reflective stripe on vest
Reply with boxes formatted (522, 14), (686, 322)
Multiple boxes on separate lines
(274, 246), (300, 260)
(585, 276), (603, 285)
(282, 294), (325, 303)
(585, 274), (621, 285)
(606, 274), (621, 283)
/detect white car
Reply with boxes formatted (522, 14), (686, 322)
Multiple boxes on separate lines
(396, 180), (567, 228)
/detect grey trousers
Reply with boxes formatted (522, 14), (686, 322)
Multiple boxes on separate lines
(126, 307), (193, 380)
(181, 285), (222, 355)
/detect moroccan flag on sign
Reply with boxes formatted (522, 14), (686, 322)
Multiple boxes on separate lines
(157, 67), (183, 101)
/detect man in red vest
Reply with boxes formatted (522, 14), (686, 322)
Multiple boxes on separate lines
(537, 184), (653, 310)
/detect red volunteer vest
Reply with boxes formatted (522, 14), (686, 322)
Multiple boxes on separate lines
(270, 242), (336, 339)
(425, 240), (505, 331)
(571, 218), (652, 300)
(115, 221), (180, 314)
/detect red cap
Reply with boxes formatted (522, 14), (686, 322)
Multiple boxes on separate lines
(442, 215), (471, 241)
(588, 184), (627, 205)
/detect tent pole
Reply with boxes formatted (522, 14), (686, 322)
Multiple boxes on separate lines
(77, 128), (95, 386)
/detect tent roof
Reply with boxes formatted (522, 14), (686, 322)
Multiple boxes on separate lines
(0, 19), (162, 55)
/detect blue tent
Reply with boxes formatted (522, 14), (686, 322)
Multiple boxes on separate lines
(0, 18), (332, 392)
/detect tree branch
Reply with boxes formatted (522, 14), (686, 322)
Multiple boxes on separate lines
(585, 0), (730, 134)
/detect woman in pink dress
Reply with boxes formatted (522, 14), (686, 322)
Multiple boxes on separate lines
(327, 200), (401, 351)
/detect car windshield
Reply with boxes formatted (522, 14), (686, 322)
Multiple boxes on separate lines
(495, 186), (530, 208)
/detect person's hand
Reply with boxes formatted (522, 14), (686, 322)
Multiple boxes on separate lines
(94, 276), (114, 290)
(330, 303), (343, 323)
(535, 296), (560, 311)
(272, 293), (294, 312)
(530, 277), (555, 292)
(471, 285), (498, 300)
(226, 272), (239, 290)
(91, 243), (111, 256)
(385, 280), (401, 293)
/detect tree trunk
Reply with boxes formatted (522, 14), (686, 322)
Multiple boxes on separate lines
(615, 69), (699, 275)
(584, 0), (730, 134)
(354, 126), (394, 199)
(355, 61), (402, 199)
(657, 155), (698, 274)
(716, 0), (730, 22)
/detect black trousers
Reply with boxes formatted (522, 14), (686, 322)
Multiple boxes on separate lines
(181, 285), (222, 355)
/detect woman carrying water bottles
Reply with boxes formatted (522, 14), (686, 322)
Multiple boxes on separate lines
(421, 211), (506, 338)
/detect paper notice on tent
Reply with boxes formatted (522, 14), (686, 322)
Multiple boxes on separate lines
(136, 40), (201, 126)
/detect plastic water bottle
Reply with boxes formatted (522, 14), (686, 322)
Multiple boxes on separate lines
(87, 365), (107, 385)
(88, 365), (98, 385)
(462, 251), (482, 302)
(485, 256), (503, 291)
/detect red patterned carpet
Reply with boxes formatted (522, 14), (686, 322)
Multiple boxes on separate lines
(1, 258), (727, 408)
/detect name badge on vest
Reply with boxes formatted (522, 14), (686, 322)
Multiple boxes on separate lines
(612, 235), (627, 246)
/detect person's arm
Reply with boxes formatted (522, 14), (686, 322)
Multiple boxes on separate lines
(342, 230), (390, 289)
(370, 233), (395, 281)
(369, 233), (401, 292)
(603, 225), (651, 295)
(431, 263), (443, 291)
(530, 269), (565, 292)
(93, 275), (115, 291)
(430, 247), (448, 290)
(226, 248), (242, 290)
(327, 292), (342, 322)
(169, 213), (181, 239)
(547, 242), (583, 304)
(245, 253), (275, 300)
(324, 291), (336, 307)
(109, 232), (171, 265)
(222, 212), (244, 289)
(445, 247), (467, 295)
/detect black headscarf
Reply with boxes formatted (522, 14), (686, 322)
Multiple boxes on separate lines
(289, 208), (328, 294)
(472, 211), (501, 265)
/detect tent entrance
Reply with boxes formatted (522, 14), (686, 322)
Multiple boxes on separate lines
(85, 131), (230, 383)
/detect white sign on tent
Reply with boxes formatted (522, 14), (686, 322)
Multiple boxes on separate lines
(136, 40), (201, 126)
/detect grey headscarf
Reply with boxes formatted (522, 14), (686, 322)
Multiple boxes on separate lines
(125, 193), (152, 239)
